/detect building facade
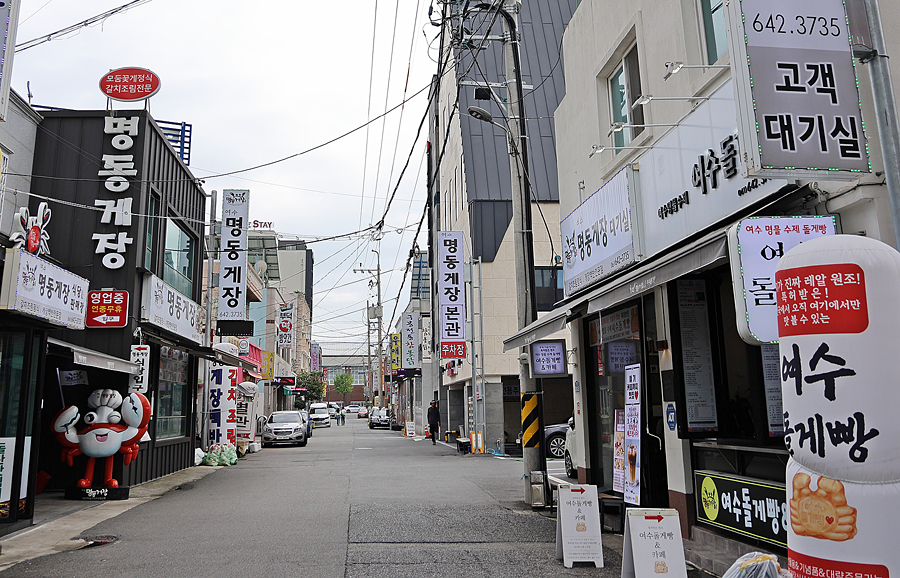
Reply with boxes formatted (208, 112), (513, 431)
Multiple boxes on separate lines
(426, 0), (577, 453)
(508, 0), (900, 564)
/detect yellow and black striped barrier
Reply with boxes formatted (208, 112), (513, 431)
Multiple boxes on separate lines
(521, 393), (540, 448)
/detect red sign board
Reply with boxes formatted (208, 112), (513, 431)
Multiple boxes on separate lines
(86, 290), (129, 328)
(441, 342), (466, 359)
(99, 67), (161, 102)
(776, 264), (868, 337)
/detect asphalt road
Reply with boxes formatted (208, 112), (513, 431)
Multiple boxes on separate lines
(4, 417), (637, 577)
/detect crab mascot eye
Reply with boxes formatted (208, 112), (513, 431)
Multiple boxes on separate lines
(53, 388), (151, 490)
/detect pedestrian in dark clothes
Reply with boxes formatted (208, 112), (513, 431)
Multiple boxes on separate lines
(427, 401), (440, 445)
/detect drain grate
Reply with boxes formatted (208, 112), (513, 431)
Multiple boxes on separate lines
(80, 535), (118, 549)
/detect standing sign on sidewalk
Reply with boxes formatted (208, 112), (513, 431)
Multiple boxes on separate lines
(622, 509), (687, 577)
(556, 484), (604, 568)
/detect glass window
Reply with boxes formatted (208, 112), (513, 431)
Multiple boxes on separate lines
(163, 219), (194, 298)
(145, 196), (157, 268)
(157, 346), (188, 439)
(535, 266), (564, 311)
(701, 0), (728, 64)
(609, 46), (644, 150)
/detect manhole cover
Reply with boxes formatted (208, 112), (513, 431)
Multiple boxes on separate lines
(80, 535), (118, 548)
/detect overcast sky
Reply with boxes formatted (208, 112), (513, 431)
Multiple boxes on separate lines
(11, 0), (439, 345)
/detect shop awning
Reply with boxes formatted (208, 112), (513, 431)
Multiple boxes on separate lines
(587, 233), (728, 314)
(502, 306), (571, 352)
(47, 338), (141, 375)
(502, 228), (730, 352)
(188, 346), (257, 372)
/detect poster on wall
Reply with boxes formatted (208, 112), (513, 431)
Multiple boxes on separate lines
(613, 409), (626, 493)
(676, 279), (718, 432)
(207, 362), (238, 447)
(0, 437), (30, 507)
(760, 344), (783, 436)
(728, 216), (836, 344)
(623, 364), (641, 505)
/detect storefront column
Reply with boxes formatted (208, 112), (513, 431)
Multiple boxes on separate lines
(569, 320), (590, 483)
(657, 285), (694, 538)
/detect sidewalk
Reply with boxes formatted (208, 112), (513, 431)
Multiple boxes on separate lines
(0, 465), (222, 572)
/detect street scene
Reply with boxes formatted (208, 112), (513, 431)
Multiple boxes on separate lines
(3, 420), (642, 577)
(1, 0), (899, 575)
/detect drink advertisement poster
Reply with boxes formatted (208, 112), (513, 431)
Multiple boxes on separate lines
(624, 364), (641, 505)
(613, 409), (626, 493)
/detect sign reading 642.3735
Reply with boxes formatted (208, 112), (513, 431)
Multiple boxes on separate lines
(726, 0), (870, 179)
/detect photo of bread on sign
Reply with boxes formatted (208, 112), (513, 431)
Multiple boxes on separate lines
(790, 472), (857, 541)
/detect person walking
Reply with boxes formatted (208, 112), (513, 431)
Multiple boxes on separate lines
(427, 400), (441, 445)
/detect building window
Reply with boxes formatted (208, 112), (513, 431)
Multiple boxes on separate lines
(0, 147), (10, 199)
(609, 45), (645, 150)
(157, 346), (188, 439)
(701, 0), (728, 64)
(535, 266), (564, 311)
(145, 196), (157, 268)
(163, 218), (194, 298)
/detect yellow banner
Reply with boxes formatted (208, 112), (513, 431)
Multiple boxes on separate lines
(390, 333), (401, 370)
(262, 352), (274, 379)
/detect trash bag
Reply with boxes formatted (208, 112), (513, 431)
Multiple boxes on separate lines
(202, 444), (222, 466)
(221, 443), (238, 466)
(722, 553), (786, 578)
(194, 448), (205, 466)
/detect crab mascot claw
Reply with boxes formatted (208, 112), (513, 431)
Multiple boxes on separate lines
(52, 389), (152, 489)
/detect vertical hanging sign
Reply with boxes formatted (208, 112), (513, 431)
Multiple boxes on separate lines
(402, 313), (419, 369)
(390, 333), (401, 374)
(277, 303), (294, 349)
(93, 116), (139, 270)
(208, 362), (238, 447)
(624, 364), (641, 506)
(218, 189), (249, 321)
(438, 231), (466, 357)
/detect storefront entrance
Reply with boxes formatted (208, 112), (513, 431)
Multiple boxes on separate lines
(583, 294), (668, 507)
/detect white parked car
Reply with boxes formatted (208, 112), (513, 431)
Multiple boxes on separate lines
(309, 403), (331, 428)
(564, 417), (583, 479)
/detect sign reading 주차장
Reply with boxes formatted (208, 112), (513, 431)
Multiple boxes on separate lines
(725, 0), (869, 179)
(622, 509), (687, 578)
(561, 166), (635, 297)
(556, 484), (604, 568)
(729, 216), (836, 344)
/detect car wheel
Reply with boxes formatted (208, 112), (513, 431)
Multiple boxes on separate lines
(565, 451), (577, 479)
(298, 439), (307, 447)
(546, 433), (566, 459)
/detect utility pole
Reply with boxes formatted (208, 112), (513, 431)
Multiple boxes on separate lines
(202, 190), (217, 452)
(862, 0), (900, 250)
(496, 0), (546, 505)
(366, 299), (372, 402)
(355, 249), (383, 405)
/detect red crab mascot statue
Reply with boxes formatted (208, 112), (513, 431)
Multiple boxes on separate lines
(53, 389), (151, 490)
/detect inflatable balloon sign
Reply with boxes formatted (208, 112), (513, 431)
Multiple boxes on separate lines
(777, 235), (899, 577)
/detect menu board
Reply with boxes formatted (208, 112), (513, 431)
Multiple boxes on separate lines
(761, 344), (784, 436)
(677, 280), (719, 432)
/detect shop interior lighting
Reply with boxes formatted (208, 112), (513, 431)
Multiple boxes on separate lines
(663, 61), (730, 81)
(632, 94), (710, 109)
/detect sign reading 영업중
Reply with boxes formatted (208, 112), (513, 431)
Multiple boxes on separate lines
(86, 289), (129, 328)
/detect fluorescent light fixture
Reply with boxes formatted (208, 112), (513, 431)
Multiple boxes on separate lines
(631, 94), (710, 110)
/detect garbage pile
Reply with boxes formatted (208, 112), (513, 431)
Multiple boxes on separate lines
(723, 553), (790, 578)
(199, 443), (239, 466)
